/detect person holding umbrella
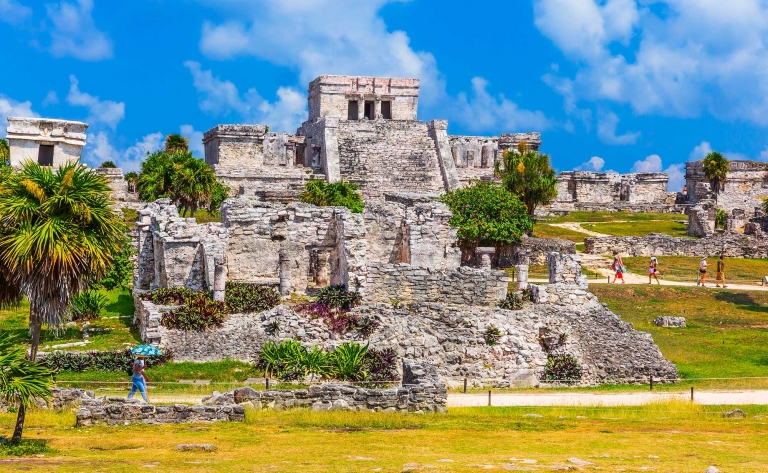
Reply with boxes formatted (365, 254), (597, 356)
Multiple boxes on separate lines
(128, 345), (161, 403)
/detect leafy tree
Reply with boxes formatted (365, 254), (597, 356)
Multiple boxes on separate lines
(300, 180), (364, 213)
(165, 133), (189, 154)
(702, 151), (728, 193)
(137, 151), (229, 216)
(441, 181), (533, 250)
(124, 171), (138, 193)
(92, 233), (134, 290)
(0, 162), (122, 439)
(0, 138), (9, 167)
(99, 160), (117, 168)
(0, 332), (53, 441)
(495, 142), (558, 217)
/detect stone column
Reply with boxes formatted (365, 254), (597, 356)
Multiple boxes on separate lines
(475, 247), (495, 269)
(315, 250), (331, 287)
(278, 251), (292, 296)
(212, 256), (227, 301)
(357, 99), (364, 120)
(516, 253), (530, 291)
(374, 98), (382, 119)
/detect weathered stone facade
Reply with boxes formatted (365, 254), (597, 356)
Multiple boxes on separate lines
(685, 160), (768, 217)
(75, 397), (245, 426)
(6, 117), (88, 168)
(203, 75), (541, 200)
(584, 232), (768, 258)
(543, 171), (679, 214)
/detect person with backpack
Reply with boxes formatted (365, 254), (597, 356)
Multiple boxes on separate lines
(127, 355), (150, 403)
(648, 256), (660, 284)
(611, 250), (625, 284)
(697, 256), (708, 287)
(716, 254), (727, 288)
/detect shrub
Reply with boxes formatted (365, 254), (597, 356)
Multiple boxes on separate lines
(161, 292), (226, 331)
(41, 348), (172, 373)
(362, 347), (399, 383)
(257, 340), (333, 381)
(99, 160), (117, 168)
(69, 291), (107, 321)
(716, 209), (726, 229)
(483, 325), (502, 346)
(316, 285), (361, 310)
(298, 302), (378, 336)
(521, 287), (534, 302)
(225, 282), (282, 313)
(329, 342), (369, 381)
(300, 180), (364, 213)
(498, 293), (523, 310)
(140, 287), (194, 305)
(94, 234), (134, 290)
(541, 354), (582, 383)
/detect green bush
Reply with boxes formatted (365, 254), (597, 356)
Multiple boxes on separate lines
(140, 287), (194, 305)
(69, 291), (107, 321)
(329, 342), (369, 381)
(716, 209), (726, 229)
(94, 234), (134, 290)
(300, 180), (364, 213)
(225, 282), (282, 314)
(315, 285), (361, 310)
(161, 292), (226, 331)
(541, 354), (582, 383)
(99, 160), (117, 168)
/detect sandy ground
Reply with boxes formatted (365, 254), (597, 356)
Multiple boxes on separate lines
(547, 222), (610, 237)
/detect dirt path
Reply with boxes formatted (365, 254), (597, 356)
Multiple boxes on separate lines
(547, 222), (610, 237)
(449, 390), (768, 407)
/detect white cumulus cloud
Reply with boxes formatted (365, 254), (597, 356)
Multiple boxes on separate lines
(0, 0), (32, 24)
(83, 131), (164, 173)
(690, 141), (713, 160)
(575, 156), (605, 172)
(0, 95), (38, 137)
(631, 154), (662, 173)
(180, 125), (205, 157)
(67, 75), (125, 129)
(665, 162), (686, 192)
(597, 111), (640, 145)
(46, 0), (113, 61)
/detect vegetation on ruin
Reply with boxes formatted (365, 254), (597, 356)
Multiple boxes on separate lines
(40, 348), (172, 374)
(542, 354), (582, 383)
(224, 282), (282, 314)
(124, 171), (138, 192)
(299, 179), (364, 213)
(483, 325), (502, 345)
(3, 404), (768, 470)
(161, 293), (227, 331)
(495, 141), (558, 217)
(702, 151), (729, 192)
(498, 292), (524, 310)
(441, 181), (533, 248)
(297, 285), (377, 337)
(257, 339), (397, 383)
(591, 284), (768, 381)
(136, 151), (229, 217)
(99, 160), (117, 168)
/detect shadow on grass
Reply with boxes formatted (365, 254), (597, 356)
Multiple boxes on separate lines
(713, 291), (768, 314)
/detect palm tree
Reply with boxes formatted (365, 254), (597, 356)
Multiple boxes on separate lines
(172, 156), (220, 217)
(165, 133), (189, 154)
(0, 161), (124, 438)
(702, 151), (729, 193)
(0, 331), (53, 441)
(495, 143), (558, 218)
(136, 151), (177, 201)
(0, 138), (9, 167)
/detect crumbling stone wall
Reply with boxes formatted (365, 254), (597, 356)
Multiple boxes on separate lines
(546, 171), (673, 213)
(685, 160), (768, 217)
(584, 232), (768, 258)
(76, 397), (245, 426)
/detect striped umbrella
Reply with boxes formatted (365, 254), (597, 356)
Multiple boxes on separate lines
(131, 345), (162, 357)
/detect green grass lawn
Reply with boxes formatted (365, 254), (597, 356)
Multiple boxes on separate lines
(3, 404), (768, 471)
(591, 285), (768, 382)
(551, 211), (684, 223)
(582, 219), (690, 237)
(622, 256), (768, 284)
(188, 209), (222, 223)
(531, 223), (586, 242)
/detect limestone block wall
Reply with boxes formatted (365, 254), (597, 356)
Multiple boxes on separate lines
(584, 232), (768, 258)
(94, 167), (141, 206)
(76, 397), (245, 426)
(335, 119), (445, 198)
(307, 75), (420, 121)
(685, 160), (768, 216)
(363, 263), (508, 306)
(448, 135), (499, 184)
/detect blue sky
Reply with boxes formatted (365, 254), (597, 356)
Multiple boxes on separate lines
(2, 0), (767, 191)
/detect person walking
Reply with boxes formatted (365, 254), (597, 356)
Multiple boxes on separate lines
(611, 251), (625, 284)
(697, 256), (708, 287)
(648, 256), (660, 284)
(128, 355), (150, 403)
(716, 254), (727, 288)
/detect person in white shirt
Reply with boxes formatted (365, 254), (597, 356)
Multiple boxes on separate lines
(697, 257), (708, 287)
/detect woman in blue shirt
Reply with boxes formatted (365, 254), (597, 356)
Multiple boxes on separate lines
(128, 355), (150, 403)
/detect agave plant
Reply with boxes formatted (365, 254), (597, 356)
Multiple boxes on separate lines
(329, 342), (369, 381)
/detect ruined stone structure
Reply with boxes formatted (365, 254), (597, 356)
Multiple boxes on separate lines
(685, 160), (768, 217)
(134, 196), (677, 387)
(543, 171), (679, 214)
(204, 75), (540, 201)
(75, 397), (245, 426)
(6, 116), (87, 168)
(584, 232), (768, 258)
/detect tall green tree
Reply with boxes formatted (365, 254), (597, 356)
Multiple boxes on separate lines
(441, 181), (533, 254)
(0, 161), (123, 439)
(702, 151), (728, 193)
(0, 138), (9, 167)
(0, 332), (53, 441)
(137, 151), (229, 216)
(494, 142), (558, 217)
(165, 133), (189, 154)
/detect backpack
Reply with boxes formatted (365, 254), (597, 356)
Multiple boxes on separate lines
(126, 366), (134, 377)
